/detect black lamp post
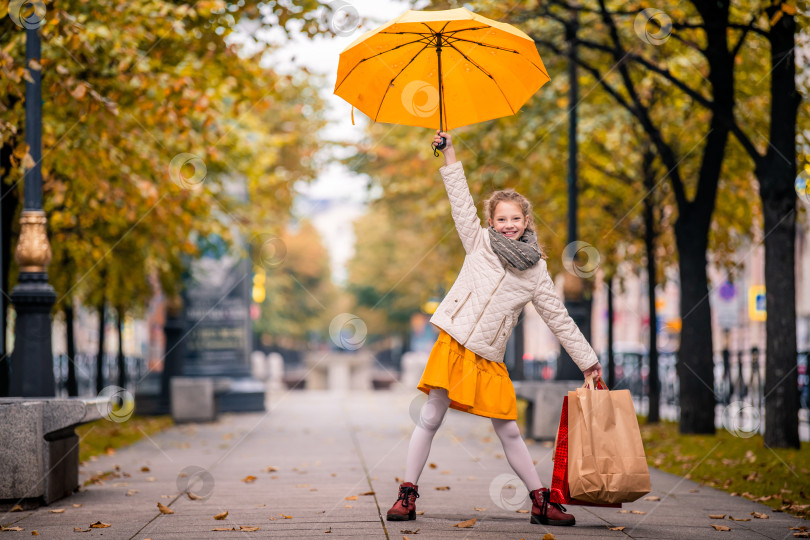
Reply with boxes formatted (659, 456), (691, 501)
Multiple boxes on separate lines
(556, 10), (594, 381)
(9, 11), (57, 397)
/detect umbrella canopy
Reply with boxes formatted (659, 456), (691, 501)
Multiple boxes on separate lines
(334, 8), (550, 131)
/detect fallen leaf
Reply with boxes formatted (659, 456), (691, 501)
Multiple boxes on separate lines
(239, 526), (260, 532)
(280, 514), (292, 519)
(542, 534), (556, 540)
(187, 491), (202, 500)
(73, 527), (90, 533)
(214, 510), (229, 520)
(0, 526), (23, 531)
(630, 510), (646, 514)
(345, 496), (358, 500)
(453, 518), (476, 528)
(618, 509), (629, 514)
(712, 524), (731, 531)
(429, 463), (437, 469)
(10, 504), (23, 512)
(515, 509), (529, 513)
(242, 475), (257, 483)
(141, 466), (150, 472)
(473, 506), (486, 511)
(644, 496), (660, 501)
(415, 511), (425, 515)
(751, 512), (769, 519)
(264, 466), (278, 472)
(435, 486), (450, 491)
(89, 521), (111, 528)
(608, 526), (626, 531)
(361, 491), (375, 496)
(126, 489), (139, 496)
(72, 504), (82, 508)
(395, 477), (404, 483)
(32, 531), (39, 536)
(50, 509), (65, 514)
(344, 505), (353, 508)
(157, 502), (174, 514)
(400, 529), (420, 534)
(729, 516), (751, 521)
(324, 527), (331, 533)
(709, 514), (726, 519)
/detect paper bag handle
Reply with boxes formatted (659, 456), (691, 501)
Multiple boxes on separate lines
(582, 375), (608, 390)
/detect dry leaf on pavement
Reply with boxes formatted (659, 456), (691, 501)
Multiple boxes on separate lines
(729, 516), (751, 521)
(73, 527), (90, 532)
(644, 496), (660, 501)
(608, 526), (626, 531)
(429, 463), (437, 469)
(516, 509), (529, 513)
(0, 526), (23, 531)
(709, 514), (726, 519)
(453, 518), (476, 528)
(400, 528), (419, 534)
(542, 534), (556, 540)
(751, 512), (769, 519)
(415, 511), (424, 515)
(89, 521), (111, 528)
(435, 486), (450, 491)
(264, 466), (279, 472)
(141, 466), (150, 472)
(157, 502), (174, 514)
(712, 524), (732, 531)
(345, 496), (358, 500)
(10, 504), (22, 512)
(214, 511), (228, 520)
(50, 509), (65, 514)
(242, 475), (257, 483)
(473, 506), (486, 511)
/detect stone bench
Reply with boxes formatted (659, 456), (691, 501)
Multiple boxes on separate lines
(513, 381), (577, 440)
(0, 397), (110, 506)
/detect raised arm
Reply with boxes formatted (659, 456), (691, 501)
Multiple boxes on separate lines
(435, 131), (484, 254)
(531, 262), (601, 374)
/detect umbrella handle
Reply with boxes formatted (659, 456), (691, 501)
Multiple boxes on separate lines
(431, 136), (447, 157)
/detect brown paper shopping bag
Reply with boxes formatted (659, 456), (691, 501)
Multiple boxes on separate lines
(567, 376), (651, 504)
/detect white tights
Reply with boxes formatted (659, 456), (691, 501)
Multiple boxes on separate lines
(403, 388), (543, 492)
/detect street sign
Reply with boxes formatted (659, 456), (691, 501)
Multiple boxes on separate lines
(748, 285), (766, 322)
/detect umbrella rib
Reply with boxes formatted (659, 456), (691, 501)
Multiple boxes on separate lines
(334, 38), (430, 94)
(372, 43), (433, 122)
(446, 36), (550, 79)
(444, 26), (490, 35)
(445, 42), (515, 115)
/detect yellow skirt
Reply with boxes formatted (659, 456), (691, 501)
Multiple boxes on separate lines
(417, 329), (517, 420)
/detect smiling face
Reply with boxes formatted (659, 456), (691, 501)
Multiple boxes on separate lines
(488, 201), (528, 240)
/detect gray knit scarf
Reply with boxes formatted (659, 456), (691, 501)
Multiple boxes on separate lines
(488, 227), (542, 271)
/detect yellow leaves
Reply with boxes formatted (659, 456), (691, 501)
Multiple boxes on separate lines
(214, 511), (228, 520)
(157, 502), (174, 514)
(452, 518), (476, 528)
(89, 521), (111, 528)
(241, 475), (257, 483)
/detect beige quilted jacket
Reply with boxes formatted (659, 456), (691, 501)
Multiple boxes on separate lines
(429, 161), (598, 371)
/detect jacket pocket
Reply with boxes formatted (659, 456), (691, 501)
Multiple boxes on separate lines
(449, 290), (472, 321)
(489, 315), (510, 346)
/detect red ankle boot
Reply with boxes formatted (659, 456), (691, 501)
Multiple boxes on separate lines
(529, 487), (575, 526)
(386, 482), (420, 521)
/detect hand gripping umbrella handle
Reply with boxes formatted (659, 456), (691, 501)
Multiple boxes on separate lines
(431, 136), (447, 157)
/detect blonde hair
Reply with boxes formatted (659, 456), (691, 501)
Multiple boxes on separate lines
(484, 189), (549, 260)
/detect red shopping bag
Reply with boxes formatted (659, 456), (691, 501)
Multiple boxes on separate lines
(550, 394), (621, 508)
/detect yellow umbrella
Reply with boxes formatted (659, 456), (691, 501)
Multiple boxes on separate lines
(334, 8), (549, 151)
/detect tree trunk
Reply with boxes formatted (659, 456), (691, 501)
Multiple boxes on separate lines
(65, 304), (78, 396)
(96, 301), (106, 394)
(756, 4), (800, 449)
(116, 307), (126, 389)
(675, 215), (716, 434)
(607, 274), (615, 389)
(644, 155), (660, 423)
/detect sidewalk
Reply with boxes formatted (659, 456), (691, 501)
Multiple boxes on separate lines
(2, 389), (805, 539)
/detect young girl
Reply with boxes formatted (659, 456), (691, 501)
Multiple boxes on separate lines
(386, 130), (603, 527)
